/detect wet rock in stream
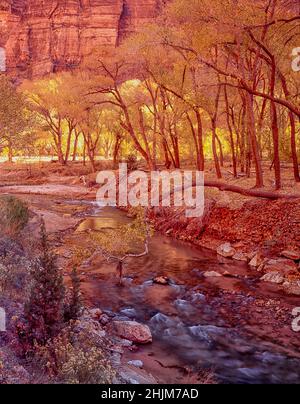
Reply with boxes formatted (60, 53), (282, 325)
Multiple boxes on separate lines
(190, 292), (206, 304)
(120, 308), (138, 319)
(153, 276), (170, 285)
(117, 366), (157, 384)
(127, 360), (144, 369)
(217, 243), (236, 258)
(174, 299), (196, 313)
(149, 313), (181, 330)
(108, 321), (153, 344)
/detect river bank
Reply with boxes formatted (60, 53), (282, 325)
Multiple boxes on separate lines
(4, 179), (299, 297)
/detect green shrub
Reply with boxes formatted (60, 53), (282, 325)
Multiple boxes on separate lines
(64, 267), (83, 321)
(34, 328), (115, 384)
(60, 344), (114, 385)
(0, 195), (29, 236)
(23, 221), (65, 348)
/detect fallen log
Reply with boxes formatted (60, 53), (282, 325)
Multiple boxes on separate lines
(140, 169), (300, 201)
(204, 181), (300, 200)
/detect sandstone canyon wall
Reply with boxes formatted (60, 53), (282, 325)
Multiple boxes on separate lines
(0, 0), (161, 79)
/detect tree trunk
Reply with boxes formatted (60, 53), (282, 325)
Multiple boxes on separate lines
(123, 104), (155, 170)
(162, 139), (171, 169)
(56, 129), (65, 165)
(72, 131), (79, 162)
(113, 135), (122, 169)
(224, 87), (237, 177)
(8, 140), (13, 163)
(187, 109), (205, 171)
(57, 147), (65, 165)
(87, 145), (97, 173)
(83, 133), (97, 173)
(138, 108), (155, 170)
(195, 109), (205, 171)
(269, 57), (281, 190)
(216, 133), (224, 167)
(178, 180), (300, 200)
(240, 99), (247, 173)
(289, 112), (300, 182)
(211, 118), (222, 179)
(64, 125), (73, 165)
(270, 100), (281, 189)
(211, 84), (222, 178)
(279, 72), (300, 182)
(83, 141), (86, 167)
(170, 124), (180, 169)
(187, 112), (201, 170)
(246, 93), (264, 187)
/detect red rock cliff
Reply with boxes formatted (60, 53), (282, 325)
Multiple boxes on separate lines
(0, 0), (161, 79)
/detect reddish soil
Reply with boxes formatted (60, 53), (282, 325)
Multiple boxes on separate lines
(149, 198), (300, 255)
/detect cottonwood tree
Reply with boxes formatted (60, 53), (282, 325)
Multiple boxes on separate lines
(98, 108), (125, 166)
(14, 0), (300, 197)
(23, 74), (81, 165)
(77, 106), (103, 172)
(87, 51), (160, 170)
(90, 209), (153, 286)
(138, 0), (300, 188)
(0, 76), (29, 162)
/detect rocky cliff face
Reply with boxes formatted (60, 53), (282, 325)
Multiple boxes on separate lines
(0, 0), (161, 79)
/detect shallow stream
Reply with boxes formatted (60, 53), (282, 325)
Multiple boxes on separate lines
(71, 202), (300, 384)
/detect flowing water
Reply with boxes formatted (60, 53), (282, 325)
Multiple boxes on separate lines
(66, 202), (300, 384)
